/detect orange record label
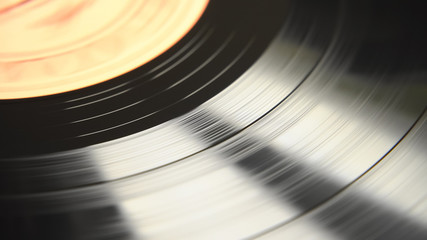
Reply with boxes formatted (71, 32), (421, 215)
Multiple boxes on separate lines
(0, 0), (209, 99)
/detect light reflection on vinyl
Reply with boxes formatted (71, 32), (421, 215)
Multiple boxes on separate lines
(0, 0), (426, 239)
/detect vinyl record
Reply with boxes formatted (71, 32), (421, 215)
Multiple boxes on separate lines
(0, 0), (426, 239)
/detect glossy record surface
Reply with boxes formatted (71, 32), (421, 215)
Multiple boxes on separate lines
(1, 0), (427, 239)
